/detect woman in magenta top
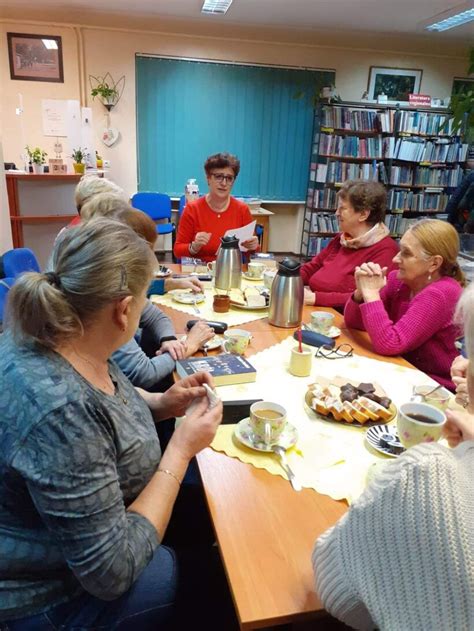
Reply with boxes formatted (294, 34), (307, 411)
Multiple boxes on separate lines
(301, 180), (399, 310)
(344, 219), (466, 389)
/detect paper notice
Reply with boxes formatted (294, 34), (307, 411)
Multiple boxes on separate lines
(223, 220), (256, 252)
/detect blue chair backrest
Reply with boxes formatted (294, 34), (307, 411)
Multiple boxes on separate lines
(0, 277), (14, 324)
(179, 195), (186, 217)
(2, 248), (40, 278)
(131, 192), (172, 222)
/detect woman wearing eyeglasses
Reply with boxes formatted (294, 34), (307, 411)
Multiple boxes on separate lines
(344, 219), (466, 389)
(173, 153), (259, 262)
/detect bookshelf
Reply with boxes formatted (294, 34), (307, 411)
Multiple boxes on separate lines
(301, 101), (468, 259)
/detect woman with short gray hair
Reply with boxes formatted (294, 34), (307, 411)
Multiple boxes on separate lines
(0, 218), (223, 628)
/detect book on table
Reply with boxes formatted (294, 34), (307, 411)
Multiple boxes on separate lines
(176, 353), (257, 386)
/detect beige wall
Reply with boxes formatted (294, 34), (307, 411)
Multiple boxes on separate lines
(0, 16), (468, 252)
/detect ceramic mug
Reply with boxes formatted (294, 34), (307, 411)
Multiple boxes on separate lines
(249, 401), (287, 445)
(397, 402), (446, 449)
(311, 311), (334, 335)
(412, 385), (451, 411)
(289, 345), (312, 377)
(213, 294), (230, 313)
(221, 329), (252, 355)
(247, 262), (264, 278)
(263, 269), (277, 290)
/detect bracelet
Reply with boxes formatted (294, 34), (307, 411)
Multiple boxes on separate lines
(189, 242), (198, 255)
(157, 468), (182, 486)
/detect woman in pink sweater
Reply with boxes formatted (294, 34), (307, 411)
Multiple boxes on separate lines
(301, 180), (399, 309)
(344, 219), (466, 389)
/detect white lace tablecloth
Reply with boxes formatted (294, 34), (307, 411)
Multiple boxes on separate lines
(150, 280), (269, 327)
(210, 335), (450, 503)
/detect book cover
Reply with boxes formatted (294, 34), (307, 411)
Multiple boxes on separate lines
(176, 353), (257, 387)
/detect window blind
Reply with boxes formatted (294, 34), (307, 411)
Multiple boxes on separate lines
(136, 55), (334, 200)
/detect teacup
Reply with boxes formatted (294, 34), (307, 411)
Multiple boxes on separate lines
(221, 329), (252, 355)
(311, 311), (334, 335)
(289, 345), (312, 377)
(263, 269), (277, 290)
(247, 262), (264, 279)
(207, 261), (217, 277)
(412, 385), (451, 411)
(249, 401), (287, 445)
(397, 402), (446, 449)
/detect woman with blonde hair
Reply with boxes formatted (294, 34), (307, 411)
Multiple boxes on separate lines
(80, 192), (131, 221)
(313, 283), (474, 630)
(0, 218), (225, 628)
(344, 218), (465, 388)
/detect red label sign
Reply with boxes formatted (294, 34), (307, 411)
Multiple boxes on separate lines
(409, 94), (431, 106)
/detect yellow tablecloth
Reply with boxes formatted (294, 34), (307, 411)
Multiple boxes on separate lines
(210, 335), (451, 503)
(150, 279), (269, 327)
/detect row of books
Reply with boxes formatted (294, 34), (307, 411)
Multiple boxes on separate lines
(387, 190), (449, 212)
(325, 161), (378, 183)
(321, 106), (380, 132)
(310, 212), (339, 233)
(320, 134), (383, 158)
(389, 165), (463, 187)
(384, 213), (448, 236)
(306, 187), (338, 209)
(393, 111), (453, 136)
(384, 137), (468, 163)
(320, 107), (456, 137)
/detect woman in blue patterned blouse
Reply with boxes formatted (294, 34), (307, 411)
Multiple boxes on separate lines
(0, 218), (223, 629)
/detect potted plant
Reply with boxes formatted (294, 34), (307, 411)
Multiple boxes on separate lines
(71, 147), (87, 174)
(91, 78), (119, 110)
(26, 145), (47, 174)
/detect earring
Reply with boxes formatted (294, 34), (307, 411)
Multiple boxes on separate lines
(428, 273), (432, 282)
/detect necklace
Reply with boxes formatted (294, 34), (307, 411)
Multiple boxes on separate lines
(72, 348), (128, 404)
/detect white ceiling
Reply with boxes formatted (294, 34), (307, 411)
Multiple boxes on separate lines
(2, 0), (473, 38)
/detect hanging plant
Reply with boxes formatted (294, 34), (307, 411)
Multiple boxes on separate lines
(89, 73), (125, 110)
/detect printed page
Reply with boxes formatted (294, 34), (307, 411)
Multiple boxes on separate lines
(222, 220), (256, 252)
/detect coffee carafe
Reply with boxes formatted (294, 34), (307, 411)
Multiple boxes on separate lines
(215, 235), (242, 290)
(268, 257), (303, 328)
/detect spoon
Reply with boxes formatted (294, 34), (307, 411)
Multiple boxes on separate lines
(412, 383), (443, 401)
(271, 445), (301, 492)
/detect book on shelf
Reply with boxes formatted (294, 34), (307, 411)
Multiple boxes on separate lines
(176, 353), (257, 387)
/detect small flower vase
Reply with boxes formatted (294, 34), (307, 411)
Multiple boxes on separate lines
(73, 162), (85, 174)
(32, 163), (44, 174)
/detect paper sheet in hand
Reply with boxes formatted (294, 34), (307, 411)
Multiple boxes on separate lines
(223, 221), (256, 252)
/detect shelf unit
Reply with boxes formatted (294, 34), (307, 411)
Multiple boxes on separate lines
(301, 101), (468, 259)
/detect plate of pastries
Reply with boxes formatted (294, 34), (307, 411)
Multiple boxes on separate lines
(229, 286), (270, 310)
(305, 376), (396, 426)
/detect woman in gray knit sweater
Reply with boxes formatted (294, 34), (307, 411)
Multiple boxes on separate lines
(313, 283), (474, 630)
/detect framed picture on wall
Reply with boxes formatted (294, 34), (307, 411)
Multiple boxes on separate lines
(452, 76), (474, 96)
(7, 33), (64, 82)
(367, 66), (423, 104)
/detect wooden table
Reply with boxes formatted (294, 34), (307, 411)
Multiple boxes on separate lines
(158, 290), (410, 629)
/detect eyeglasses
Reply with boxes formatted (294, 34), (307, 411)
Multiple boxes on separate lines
(211, 173), (235, 185)
(315, 343), (354, 360)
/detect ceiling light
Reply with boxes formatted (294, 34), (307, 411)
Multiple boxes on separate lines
(42, 39), (58, 49)
(201, 0), (233, 15)
(424, 4), (474, 31)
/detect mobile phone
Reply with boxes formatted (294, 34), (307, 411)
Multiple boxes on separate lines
(186, 320), (228, 334)
(221, 399), (263, 425)
(294, 330), (335, 348)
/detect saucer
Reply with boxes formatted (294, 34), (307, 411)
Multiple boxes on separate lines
(366, 424), (405, 458)
(310, 325), (341, 338)
(171, 292), (206, 305)
(234, 417), (298, 452)
(179, 334), (223, 352)
(242, 272), (264, 281)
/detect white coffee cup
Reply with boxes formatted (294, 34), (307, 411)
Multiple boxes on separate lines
(221, 329), (252, 355)
(247, 261), (264, 278)
(263, 269), (276, 289)
(311, 311), (334, 335)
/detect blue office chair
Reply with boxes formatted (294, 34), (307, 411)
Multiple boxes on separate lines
(0, 277), (14, 328)
(179, 195), (186, 217)
(131, 192), (175, 236)
(2, 248), (40, 278)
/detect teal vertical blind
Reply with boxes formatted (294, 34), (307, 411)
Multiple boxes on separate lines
(136, 56), (334, 200)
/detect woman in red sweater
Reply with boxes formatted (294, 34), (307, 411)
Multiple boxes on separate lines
(344, 219), (466, 389)
(301, 180), (399, 309)
(173, 153), (259, 262)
